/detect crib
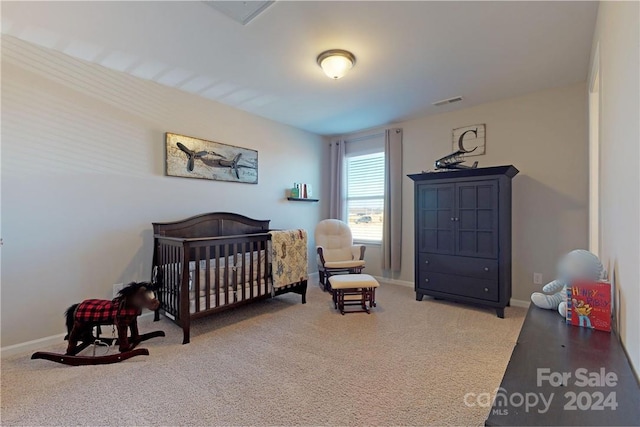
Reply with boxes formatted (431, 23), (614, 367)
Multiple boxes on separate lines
(151, 212), (307, 344)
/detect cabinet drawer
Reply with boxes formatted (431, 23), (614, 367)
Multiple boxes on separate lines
(417, 271), (499, 302)
(419, 253), (498, 281)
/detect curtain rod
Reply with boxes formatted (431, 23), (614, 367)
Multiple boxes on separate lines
(329, 128), (401, 145)
(345, 132), (385, 143)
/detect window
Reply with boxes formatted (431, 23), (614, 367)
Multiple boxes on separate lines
(346, 151), (385, 243)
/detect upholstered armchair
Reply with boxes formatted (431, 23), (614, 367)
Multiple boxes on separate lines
(314, 219), (366, 291)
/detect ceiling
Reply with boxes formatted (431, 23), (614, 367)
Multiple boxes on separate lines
(1, 1), (598, 136)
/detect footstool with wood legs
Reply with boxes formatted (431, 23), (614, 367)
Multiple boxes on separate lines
(328, 274), (379, 314)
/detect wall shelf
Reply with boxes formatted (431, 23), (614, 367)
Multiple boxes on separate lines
(287, 197), (319, 202)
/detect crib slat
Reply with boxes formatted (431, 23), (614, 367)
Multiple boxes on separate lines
(214, 244), (220, 308)
(166, 245), (170, 314)
(204, 246), (210, 311)
(170, 245), (172, 315)
(212, 245), (220, 310)
(263, 239), (268, 295)
(223, 243), (229, 306)
(174, 246), (178, 316)
(194, 246), (200, 313)
(174, 246), (179, 317)
(163, 244), (168, 313)
(249, 241), (255, 299)
(165, 244), (171, 315)
(180, 244), (190, 328)
(168, 245), (172, 315)
(264, 239), (268, 295)
(160, 243), (165, 310)
(257, 240), (262, 296)
(263, 239), (267, 295)
(170, 246), (174, 316)
(159, 244), (164, 314)
(233, 243), (238, 302)
(240, 242), (246, 301)
(174, 245), (178, 316)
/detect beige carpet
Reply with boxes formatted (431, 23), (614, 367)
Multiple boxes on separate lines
(1, 280), (525, 426)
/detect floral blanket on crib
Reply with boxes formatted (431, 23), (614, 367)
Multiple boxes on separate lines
(269, 229), (308, 288)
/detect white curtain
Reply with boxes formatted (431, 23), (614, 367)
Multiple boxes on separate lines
(328, 138), (346, 220)
(382, 128), (403, 272)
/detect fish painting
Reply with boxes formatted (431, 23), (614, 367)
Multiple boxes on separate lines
(166, 133), (258, 184)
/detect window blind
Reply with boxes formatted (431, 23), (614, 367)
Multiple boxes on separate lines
(346, 151), (385, 242)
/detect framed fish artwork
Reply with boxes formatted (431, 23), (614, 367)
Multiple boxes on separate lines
(165, 132), (258, 184)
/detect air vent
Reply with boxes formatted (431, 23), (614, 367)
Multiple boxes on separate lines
(432, 96), (463, 107)
(203, 1), (274, 25)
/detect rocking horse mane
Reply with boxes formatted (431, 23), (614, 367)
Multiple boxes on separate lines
(117, 281), (155, 299)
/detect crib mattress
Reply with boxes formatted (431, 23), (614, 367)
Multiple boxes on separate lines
(161, 250), (268, 296)
(189, 283), (268, 313)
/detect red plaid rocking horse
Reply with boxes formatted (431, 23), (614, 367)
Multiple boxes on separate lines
(32, 282), (165, 366)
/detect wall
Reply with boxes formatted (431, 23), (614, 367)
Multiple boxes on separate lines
(590, 1), (640, 375)
(0, 37), (325, 347)
(361, 83), (589, 303)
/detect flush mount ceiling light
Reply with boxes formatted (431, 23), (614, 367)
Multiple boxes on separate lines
(317, 49), (356, 80)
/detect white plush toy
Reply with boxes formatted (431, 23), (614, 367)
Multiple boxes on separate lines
(531, 249), (606, 317)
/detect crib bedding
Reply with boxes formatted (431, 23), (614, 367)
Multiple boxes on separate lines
(162, 250), (269, 314)
(269, 230), (308, 288)
(161, 250), (267, 297)
(188, 283), (266, 314)
(189, 249), (266, 271)
(190, 250), (266, 293)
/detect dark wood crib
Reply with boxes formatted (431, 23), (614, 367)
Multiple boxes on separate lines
(151, 212), (307, 344)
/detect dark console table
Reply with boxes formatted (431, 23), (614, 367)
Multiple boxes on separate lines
(486, 305), (640, 426)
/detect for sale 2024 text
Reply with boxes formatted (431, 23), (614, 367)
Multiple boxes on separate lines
(537, 368), (618, 411)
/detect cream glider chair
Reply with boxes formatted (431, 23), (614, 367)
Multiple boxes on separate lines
(315, 219), (366, 291)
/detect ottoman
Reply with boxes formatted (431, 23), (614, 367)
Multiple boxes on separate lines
(328, 274), (379, 314)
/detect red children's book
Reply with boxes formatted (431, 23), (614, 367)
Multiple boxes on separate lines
(566, 281), (611, 332)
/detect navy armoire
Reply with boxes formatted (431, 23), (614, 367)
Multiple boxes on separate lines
(408, 165), (519, 318)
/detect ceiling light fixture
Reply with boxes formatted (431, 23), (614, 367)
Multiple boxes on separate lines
(317, 49), (356, 80)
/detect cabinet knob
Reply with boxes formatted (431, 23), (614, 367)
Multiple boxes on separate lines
(484, 267), (489, 272)
(424, 260), (429, 264)
(450, 217), (455, 221)
(484, 287), (489, 292)
(425, 278), (430, 283)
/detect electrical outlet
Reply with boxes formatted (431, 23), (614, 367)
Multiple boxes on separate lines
(533, 273), (543, 285)
(113, 283), (125, 298)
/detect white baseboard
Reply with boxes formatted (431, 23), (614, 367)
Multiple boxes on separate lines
(510, 299), (531, 308)
(373, 275), (414, 288)
(373, 275), (531, 308)
(1, 332), (67, 358)
(1, 311), (156, 358)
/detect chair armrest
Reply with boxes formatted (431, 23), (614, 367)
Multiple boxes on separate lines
(316, 246), (327, 266)
(351, 245), (366, 260)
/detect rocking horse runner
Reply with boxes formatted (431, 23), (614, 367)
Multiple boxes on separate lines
(32, 282), (165, 366)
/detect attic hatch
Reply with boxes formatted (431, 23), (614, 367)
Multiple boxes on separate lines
(203, 1), (275, 25)
(432, 96), (463, 107)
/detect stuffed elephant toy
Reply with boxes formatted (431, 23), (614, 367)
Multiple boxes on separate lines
(531, 249), (606, 317)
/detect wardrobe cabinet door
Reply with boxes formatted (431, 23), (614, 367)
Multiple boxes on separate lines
(455, 180), (499, 259)
(417, 183), (455, 254)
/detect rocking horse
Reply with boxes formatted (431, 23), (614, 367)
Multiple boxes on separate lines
(31, 282), (165, 366)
